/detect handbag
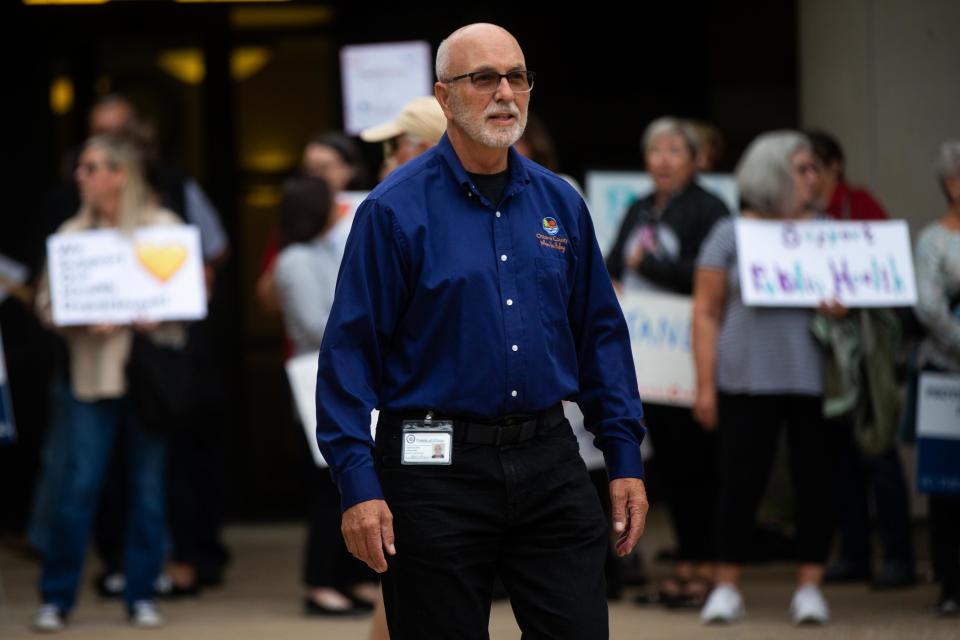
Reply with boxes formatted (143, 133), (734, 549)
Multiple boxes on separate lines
(125, 332), (196, 434)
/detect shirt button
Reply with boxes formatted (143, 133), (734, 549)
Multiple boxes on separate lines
(500, 254), (508, 262)
(495, 211), (501, 218)
(511, 390), (518, 397)
(506, 299), (513, 306)
(511, 345), (518, 352)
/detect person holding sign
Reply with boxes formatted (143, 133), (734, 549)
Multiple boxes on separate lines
(31, 135), (187, 632)
(315, 23), (647, 639)
(805, 130), (916, 591)
(606, 116), (730, 608)
(913, 139), (960, 616)
(273, 176), (379, 616)
(693, 131), (837, 625)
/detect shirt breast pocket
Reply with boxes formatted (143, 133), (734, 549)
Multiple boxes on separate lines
(535, 257), (570, 326)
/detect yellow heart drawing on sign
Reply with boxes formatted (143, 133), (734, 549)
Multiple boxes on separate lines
(135, 243), (188, 283)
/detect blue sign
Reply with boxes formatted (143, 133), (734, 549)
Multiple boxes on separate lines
(0, 325), (14, 445)
(916, 372), (960, 495)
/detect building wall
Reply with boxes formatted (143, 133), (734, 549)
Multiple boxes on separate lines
(799, 0), (960, 231)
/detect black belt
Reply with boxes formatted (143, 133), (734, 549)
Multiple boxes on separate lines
(380, 404), (565, 446)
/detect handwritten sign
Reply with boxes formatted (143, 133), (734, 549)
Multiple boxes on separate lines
(47, 226), (207, 326)
(340, 41), (433, 135)
(735, 219), (917, 307)
(0, 326), (14, 445)
(585, 171), (738, 256)
(619, 291), (695, 407)
(286, 351), (378, 468)
(916, 372), (960, 495)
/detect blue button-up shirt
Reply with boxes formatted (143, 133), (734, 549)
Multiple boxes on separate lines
(316, 134), (645, 511)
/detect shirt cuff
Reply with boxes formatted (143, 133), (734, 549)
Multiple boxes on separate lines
(336, 465), (385, 512)
(601, 438), (645, 480)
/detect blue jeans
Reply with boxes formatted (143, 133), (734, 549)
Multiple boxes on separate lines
(27, 376), (74, 556)
(39, 389), (167, 612)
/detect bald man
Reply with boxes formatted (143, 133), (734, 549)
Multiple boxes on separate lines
(315, 24), (648, 639)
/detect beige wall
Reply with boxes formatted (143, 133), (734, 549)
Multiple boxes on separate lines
(799, 0), (960, 234)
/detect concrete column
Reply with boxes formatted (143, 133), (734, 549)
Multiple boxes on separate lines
(799, 0), (960, 232)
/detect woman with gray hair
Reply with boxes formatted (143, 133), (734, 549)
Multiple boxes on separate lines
(912, 139), (960, 616)
(32, 135), (186, 631)
(692, 131), (836, 625)
(605, 116), (730, 608)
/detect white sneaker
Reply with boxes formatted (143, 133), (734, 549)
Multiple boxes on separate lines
(129, 600), (164, 628)
(700, 583), (745, 624)
(791, 584), (830, 625)
(33, 604), (65, 633)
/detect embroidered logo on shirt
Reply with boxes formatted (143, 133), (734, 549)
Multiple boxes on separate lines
(542, 216), (560, 236)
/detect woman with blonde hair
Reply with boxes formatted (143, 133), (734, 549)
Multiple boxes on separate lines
(32, 134), (187, 632)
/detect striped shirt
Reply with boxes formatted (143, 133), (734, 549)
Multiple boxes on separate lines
(697, 217), (824, 396)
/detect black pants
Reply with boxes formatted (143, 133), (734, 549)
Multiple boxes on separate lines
(645, 403), (717, 562)
(831, 419), (914, 571)
(304, 465), (375, 589)
(930, 495), (960, 592)
(376, 417), (609, 640)
(716, 394), (838, 564)
(166, 413), (230, 581)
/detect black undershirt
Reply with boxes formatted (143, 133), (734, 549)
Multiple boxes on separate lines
(468, 170), (509, 207)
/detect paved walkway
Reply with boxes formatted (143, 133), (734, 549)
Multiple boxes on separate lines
(1, 510), (956, 639)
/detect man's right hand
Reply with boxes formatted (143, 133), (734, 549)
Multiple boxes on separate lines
(341, 499), (396, 573)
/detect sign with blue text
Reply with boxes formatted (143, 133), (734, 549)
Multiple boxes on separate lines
(735, 219), (917, 307)
(340, 41), (433, 135)
(619, 291), (695, 407)
(585, 171), (738, 256)
(916, 372), (960, 495)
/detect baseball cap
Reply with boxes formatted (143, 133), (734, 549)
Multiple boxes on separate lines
(360, 96), (447, 145)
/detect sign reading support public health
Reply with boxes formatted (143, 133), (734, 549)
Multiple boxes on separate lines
(286, 351), (378, 468)
(0, 326), (15, 445)
(619, 292), (695, 407)
(735, 219), (917, 308)
(916, 372), (960, 494)
(585, 171), (738, 257)
(340, 41), (433, 135)
(47, 226), (207, 326)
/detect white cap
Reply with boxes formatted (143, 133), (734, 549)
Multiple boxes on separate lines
(360, 96), (447, 145)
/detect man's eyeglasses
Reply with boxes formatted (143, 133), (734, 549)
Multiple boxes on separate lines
(442, 69), (535, 94)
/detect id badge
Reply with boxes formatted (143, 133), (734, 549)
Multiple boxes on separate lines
(401, 419), (453, 465)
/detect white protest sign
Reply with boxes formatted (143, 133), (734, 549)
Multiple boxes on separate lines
(286, 351), (378, 468)
(917, 372), (960, 440)
(585, 171), (738, 256)
(735, 219), (917, 307)
(47, 226), (207, 326)
(619, 291), (695, 407)
(340, 41), (433, 135)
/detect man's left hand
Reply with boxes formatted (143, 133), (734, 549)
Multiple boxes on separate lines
(609, 478), (648, 557)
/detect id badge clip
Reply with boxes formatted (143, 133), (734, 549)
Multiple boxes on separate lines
(401, 411), (453, 465)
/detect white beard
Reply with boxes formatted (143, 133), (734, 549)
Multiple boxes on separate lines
(450, 93), (527, 149)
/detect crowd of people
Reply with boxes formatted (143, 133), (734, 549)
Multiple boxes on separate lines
(0, 21), (957, 638)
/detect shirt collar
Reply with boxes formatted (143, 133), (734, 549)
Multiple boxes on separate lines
(436, 133), (532, 206)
